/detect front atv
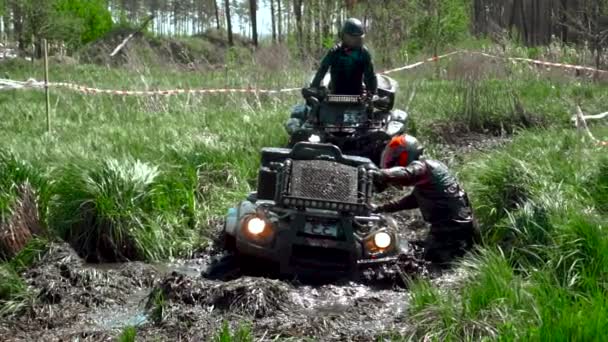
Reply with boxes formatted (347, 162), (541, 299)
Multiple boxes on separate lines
(211, 142), (410, 282)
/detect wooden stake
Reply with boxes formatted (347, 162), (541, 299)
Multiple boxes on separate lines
(31, 34), (35, 67)
(43, 39), (51, 134)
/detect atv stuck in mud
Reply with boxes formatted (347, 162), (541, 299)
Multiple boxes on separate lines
(205, 142), (411, 283)
(284, 73), (408, 165)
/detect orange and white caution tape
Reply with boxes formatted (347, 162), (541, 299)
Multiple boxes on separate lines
(471, 51), (608, 74)
(0, 78), (301, 95)
(379, 51), (461, 74)
(2, 50), (607, 96)
(48, 82), (301, 95)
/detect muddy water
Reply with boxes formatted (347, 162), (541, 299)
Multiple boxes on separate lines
(0, 205), (462, 341)
(0, 239), (447, 341)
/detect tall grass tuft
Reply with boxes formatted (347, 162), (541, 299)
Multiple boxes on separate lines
(0, 150), (48, 260)
(49, 157), (196, 262)
(118, 326), (137, 342)
(212, 321), (253, 342)
(0, 264), (31, 317)
(407, 127), (608, 340)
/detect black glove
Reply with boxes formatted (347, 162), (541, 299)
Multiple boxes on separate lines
(368, 169), (388, 193)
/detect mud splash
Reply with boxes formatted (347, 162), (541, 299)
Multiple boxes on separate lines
(138, 271), (415, 341)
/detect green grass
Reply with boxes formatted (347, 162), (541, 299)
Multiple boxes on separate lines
(1, 58), (295, 262)
(0, 149), (47, 224)
(403, 127), (608, 341)
(1, 40), (608, 339)
(212, 321), (253, 342)
(1, 43), (606, 262)
(117, 326), (137, 342)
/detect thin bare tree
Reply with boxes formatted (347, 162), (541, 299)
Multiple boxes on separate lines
(250, 0), (258, 46)
(225, 0), (233, 45)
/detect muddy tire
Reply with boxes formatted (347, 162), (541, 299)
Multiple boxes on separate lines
(201, 252), (242, 281)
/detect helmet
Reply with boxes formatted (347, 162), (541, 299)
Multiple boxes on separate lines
(341, 18), (365, 37)
(380, 135), (425, 168)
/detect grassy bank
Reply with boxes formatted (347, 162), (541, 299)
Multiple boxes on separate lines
(402, 127), (608, 341)
(0, 44), (606, 263)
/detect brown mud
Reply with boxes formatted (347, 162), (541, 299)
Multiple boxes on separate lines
(0, 216), (436, 341)
(0, 134), (504, 341)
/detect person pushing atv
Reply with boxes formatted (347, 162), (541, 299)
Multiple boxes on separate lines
(310, 17), (377, 97)
(369, 134), (481, 264)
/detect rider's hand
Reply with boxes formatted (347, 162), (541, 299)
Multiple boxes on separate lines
(368, 169), (385, 182)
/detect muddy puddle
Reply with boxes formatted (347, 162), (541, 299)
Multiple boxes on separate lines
(0, 195), (471, 342)
(0, 222), (464, 342)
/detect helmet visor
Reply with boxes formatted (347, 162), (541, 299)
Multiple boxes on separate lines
(342, 33), (363, 48)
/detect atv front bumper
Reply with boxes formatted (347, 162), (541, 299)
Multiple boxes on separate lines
(233, 213), (402, 279)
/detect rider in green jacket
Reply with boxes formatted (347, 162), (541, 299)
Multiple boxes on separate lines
(310, 18), (377, 96)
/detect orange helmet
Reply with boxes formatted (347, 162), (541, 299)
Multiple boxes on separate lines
(380, 134), (424, 168)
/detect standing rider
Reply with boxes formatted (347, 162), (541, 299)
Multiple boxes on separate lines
(310, 17), (378, 97)
(369, 134), (481, 264)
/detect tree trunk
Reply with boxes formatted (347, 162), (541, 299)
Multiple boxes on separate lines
(225, 0), (233, 45)
(304, 0), (312, 51)
(214, 0), (221, 30)
(293, 0), (303, 52)
(12, 1), (24, 50)
(345, 0), (357, 15)
(315, 0), (321, 49)
(322, 0), (331, 40)
(250, 0), (258, 47)
(271, 0), (276, 42)
(277, 0), (283, 42)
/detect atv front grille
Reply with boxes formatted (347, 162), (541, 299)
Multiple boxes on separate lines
(289, 160), (359, 204)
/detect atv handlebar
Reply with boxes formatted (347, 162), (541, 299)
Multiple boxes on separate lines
(302, 87), (390, 111)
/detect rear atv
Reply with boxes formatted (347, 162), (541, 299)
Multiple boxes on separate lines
(284, 73), (409, 166)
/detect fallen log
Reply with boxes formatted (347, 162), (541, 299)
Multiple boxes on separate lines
(110, 15), (155, 57)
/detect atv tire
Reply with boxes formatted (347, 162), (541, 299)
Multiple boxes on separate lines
(201, 252), (242, 281)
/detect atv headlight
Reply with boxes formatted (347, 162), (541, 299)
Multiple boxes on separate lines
(246, 217), (266, 235)
(373, 232), (392, 249)
(308, 134), (321, 143)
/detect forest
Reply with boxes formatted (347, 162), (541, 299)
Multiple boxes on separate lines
(1, 0), (607, 62)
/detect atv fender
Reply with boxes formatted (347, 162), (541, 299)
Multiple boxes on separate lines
(385, 109), (408, 137)
(390, 109), (408, 124)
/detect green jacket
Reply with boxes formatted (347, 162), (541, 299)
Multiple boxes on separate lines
(311, 43), (378, 95)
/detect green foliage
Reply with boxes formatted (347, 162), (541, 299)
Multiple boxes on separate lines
(145, 288), (167, 324)
(48, 157), (199, 262)
(118, 326), (137, 342)
(54, 0), (113, 46)
(406, 0), (470, 55)
(8, 237), (48, 273)
(0, 264), (29, 317)
(0, 149), (47, 224)
(213, 321), (253, 342)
